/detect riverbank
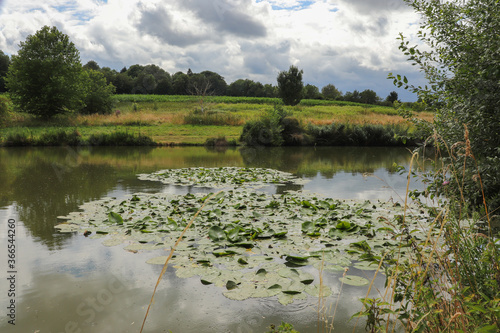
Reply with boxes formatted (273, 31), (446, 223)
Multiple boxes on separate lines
(0, 95), (433, 146)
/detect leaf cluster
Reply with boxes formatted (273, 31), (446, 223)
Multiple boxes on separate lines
(390, 0), (500, 210)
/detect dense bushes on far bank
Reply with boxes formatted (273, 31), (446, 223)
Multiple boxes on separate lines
(240, 104), (425, 147)
(0, 128), (156, 147)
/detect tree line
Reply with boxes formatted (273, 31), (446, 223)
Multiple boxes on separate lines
(78, 60), (398, 105)
(0, 27), (400, 112)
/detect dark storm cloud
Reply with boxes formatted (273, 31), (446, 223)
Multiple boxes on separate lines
(136, 3), (207, 47)
(178, 0), (267, 38)
(241, 41), (291, 74)
(349, 16), (389, 36)
(339, 0), (411, 14)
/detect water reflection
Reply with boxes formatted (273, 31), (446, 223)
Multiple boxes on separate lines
(0, 226), (383, 333)
(239, 146), (413, 177)
(0, 146), (423, 249)
(0, 146), (419, 333)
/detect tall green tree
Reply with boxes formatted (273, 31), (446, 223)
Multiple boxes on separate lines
(385, 91), (399, 104)
(80, 69), (116, 115)
(303, 84), (320, 99)
(0, 50), (10, 92)
(277, 65), (304, 106)
(6, 26), (85, 118)
(359, 89), (379, 105)
(321, 84), (341, 100)
(392, 0), (500, 209)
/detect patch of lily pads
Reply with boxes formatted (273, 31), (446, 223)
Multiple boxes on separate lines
(137, 167), (309, 188)
(56, 168), (435, 304)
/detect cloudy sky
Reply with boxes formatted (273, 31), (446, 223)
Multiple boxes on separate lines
(0, 0), (426, 101)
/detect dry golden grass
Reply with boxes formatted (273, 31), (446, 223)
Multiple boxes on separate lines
(76, 111), (185, 126)
(304, 112), (434, 126)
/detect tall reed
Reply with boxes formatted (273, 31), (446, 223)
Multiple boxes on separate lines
(352, 132), (500, 332)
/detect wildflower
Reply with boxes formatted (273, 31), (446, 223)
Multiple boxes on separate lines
(115, 110), (121, 117)
(442, 180), (450, 186)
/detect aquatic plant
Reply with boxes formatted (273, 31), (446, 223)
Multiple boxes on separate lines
(56, 167), (436, 306)
(138, 167), (308, 188)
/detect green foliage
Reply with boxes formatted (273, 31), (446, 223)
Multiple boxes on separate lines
(6, 26), (85, 118)
(277, 65), (304, 106)
(79, 69), (116, 115)
(112, 94), (280, 105)
(2, 129), (82, 146)
(37, 129), (83, 146)
(0, 95), (10, 123)
(321, 84), (341, 100)
(0, 128), (155, 147)
(303, 84), (321, 99)
(359, 89), (379, 105)
(306, 123), (415, 146)
(391, 0), (500, 210)
(239, 117), (284, 147)
(204, 136), (237, 147)
(352, 298), (396, 332)
(184, 110), (242, 126)
(87, 131), (156, 146)
(0, 50), (10, 92)
(227, 79), (271, 97)
(266, 322), (299, 333)
(240, 104), (295, 146)
(385, 91), (399, 104)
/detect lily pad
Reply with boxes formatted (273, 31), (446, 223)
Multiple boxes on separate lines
(55, 167), (434, 304)
(339, 275), (370, 286)
(138, 167), (309, 189)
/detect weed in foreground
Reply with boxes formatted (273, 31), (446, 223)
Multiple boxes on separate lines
(352, 138), (500, 332)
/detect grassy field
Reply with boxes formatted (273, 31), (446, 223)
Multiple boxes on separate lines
(0, 95), (433, 145)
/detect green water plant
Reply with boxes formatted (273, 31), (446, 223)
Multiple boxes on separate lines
(138, 167), (308, 188)
(56, 167), (435, 306)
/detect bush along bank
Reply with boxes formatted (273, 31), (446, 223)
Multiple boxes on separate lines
(0, 128), (157, 147)
(240, 104), (426, 147)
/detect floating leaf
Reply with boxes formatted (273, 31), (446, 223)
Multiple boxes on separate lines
(146, 256), (168, 265)
(301, 221), (315, 234)
(208, 226), (225, 241)
(353, 262), (380, 271)
(108, 212), (123, 225)
(226, 227), (242, 243)
(336, 220), (351, 230)
(102, 237), (124, 247)
(226, 280), (238, 290)
(305, 284), (333, 297)
(339, 275), (370, 286)
(213, 249), (237, 257)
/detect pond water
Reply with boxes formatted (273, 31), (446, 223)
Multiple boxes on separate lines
(0, 146), (428, 333)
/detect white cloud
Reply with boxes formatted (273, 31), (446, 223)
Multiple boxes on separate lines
(0, 0), (426, 100)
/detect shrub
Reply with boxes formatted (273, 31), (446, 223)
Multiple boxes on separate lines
(240, 104), (302, 146)
(183, 110), (242, 126)
(277, 65), (304, 106)
(267, 322), (299, 333)
(37, 129), (83, 146)
(240, 118), (284, 146)
(0, 95), (10, 124)
(87, 131), (156, 146)
(79, 69), (116, 115)
(391, 0), (500, 211)
(7, 26), (85, 118)
(306, 123), (415, 146)
(204, 136), (237, 147)
(3, 131), (32, 146)
(281, 116), (311, 146)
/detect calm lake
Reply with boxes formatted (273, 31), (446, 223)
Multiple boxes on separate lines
(0, 146), (428, 333)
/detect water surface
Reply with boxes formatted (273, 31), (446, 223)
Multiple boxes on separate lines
(0, 146), (425, 332)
